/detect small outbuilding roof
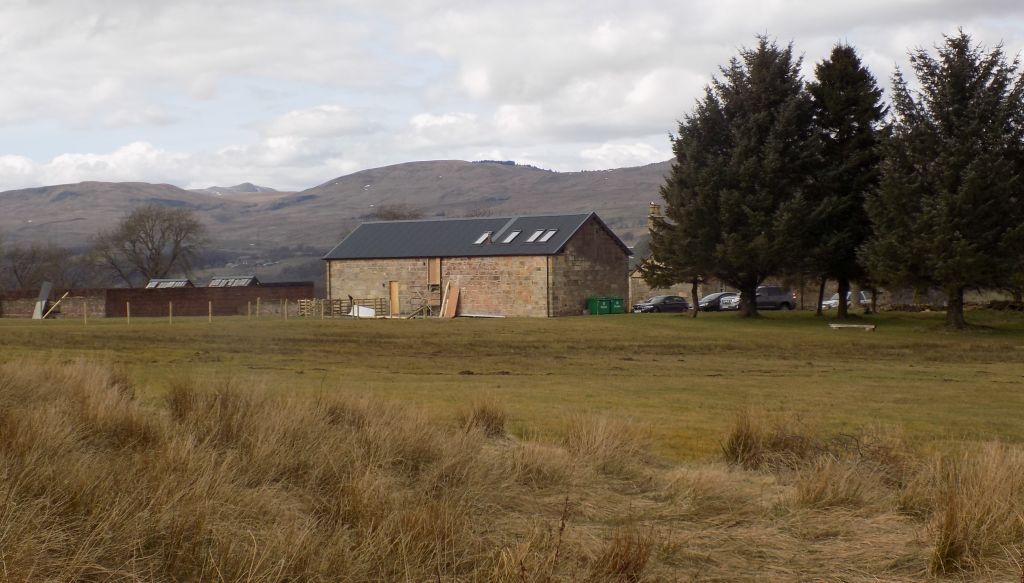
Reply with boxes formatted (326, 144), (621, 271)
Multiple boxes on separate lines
(145, 278), (194, 289)
(322, 212), (631, 260)
(208, 276), (260, 287)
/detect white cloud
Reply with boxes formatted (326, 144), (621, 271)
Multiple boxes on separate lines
(0, 0), (1022, 191)
(579, 142), (668, 170)
(263, 105), (379, 139)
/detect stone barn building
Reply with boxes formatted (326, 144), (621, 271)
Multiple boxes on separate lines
(322, 212), (631, 317)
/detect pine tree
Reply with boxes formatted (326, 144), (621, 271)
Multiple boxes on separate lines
(650, 37), (819, 317)
(863, 32), (1024, 328)
(806, 45), (886, 319)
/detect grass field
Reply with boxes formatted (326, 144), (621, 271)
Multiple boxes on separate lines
(2, 309), (1022, 460)
(4, 310), (1024, 581)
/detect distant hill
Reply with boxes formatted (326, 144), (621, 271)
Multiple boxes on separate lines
(0, 160), (671, 252)
(191, 183), (291, 201)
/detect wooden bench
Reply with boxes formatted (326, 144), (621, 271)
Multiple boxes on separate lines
(828, 323), (876, 332)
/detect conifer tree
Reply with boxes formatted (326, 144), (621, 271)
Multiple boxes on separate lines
(649, 37), (819, 317)
(863, 32), (1024, 328)
(806, 45), (886, 319)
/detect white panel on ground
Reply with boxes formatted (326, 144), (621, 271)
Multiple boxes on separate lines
(349, 306), (376, 318)
(32, 282), (52, 319)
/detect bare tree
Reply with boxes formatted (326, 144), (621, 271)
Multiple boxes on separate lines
(93, 204), (207, 287)
(1, 242), (85, 289)
(371, 203), (424, 221)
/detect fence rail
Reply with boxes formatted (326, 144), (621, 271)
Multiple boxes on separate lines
(297, 298), (388, 318)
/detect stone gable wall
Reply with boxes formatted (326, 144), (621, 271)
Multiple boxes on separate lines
(549, 219), (629, 316)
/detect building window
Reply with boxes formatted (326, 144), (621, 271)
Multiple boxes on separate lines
(526, 229), (544, 242)
(538, 229), (557, 242)
(501, 230), (521, 243)
(474, 231), (492, 245)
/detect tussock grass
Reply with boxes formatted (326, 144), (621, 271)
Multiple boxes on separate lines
(565, 415), (652, 477)
(2, 359), (1023, 581)
(925, 444), (1024, 575)
(459, 393), (508, 437)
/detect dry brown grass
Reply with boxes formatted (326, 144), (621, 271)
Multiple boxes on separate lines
(459, 393), (508, 437)
(1, 359), (1022, 581)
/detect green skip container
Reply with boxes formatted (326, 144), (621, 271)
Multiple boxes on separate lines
(608, 296), (625, 314)
(586, 296), (611, 315)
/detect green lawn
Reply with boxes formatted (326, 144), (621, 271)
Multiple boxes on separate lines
(2, 309), (1022, 460)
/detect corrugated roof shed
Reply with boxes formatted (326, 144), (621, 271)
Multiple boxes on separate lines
(145, 279), (194, 289)
(323, 212), (631, 260)
(208, 276), (260, 287)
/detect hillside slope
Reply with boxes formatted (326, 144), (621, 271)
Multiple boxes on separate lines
(0, 160), (671, 252)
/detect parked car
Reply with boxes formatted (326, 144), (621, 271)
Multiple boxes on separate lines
(757, 284), (794, 311)
(822, 291), (870, 310)
(720, 294), (741, 311)
(718, 286), (795, 311)
(632, 295), (690, 313)
(698, 292), (738, 311)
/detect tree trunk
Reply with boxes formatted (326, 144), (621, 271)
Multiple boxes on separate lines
(815, 276), (826, 316)
(836, 277), (851, 319)
(739, 283), (759, 318)
(946, 287), (967, 329)
(690, 279), (700, 318)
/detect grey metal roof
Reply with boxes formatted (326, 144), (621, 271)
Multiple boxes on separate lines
(208, 276), (259, 288)
(629, 235), (652, 272)
(145, 279), (194, 289)
(323, 212), (631, 260)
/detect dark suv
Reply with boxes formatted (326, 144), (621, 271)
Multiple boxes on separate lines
(756, 286), (796, 310)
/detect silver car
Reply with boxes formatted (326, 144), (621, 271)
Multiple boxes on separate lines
(822, 291), (870, 309)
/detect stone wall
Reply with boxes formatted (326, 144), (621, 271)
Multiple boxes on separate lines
(324, 218), (629, 318)
(628, 271), (688, 306)
(443, 256), (548, 317)
(0, 289), (107, 318)
(549, 218), (630, 316)
(326, 258), (427, 316)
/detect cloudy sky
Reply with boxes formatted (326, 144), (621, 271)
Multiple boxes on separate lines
(0, 0), (1022, 192)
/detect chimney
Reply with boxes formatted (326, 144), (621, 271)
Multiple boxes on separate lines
(647, 202), (662, 231)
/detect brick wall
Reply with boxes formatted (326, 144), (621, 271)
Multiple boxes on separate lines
(105, 284), (314, 318)
(549, 218), (630, 316)
(442, 256), (548, 317)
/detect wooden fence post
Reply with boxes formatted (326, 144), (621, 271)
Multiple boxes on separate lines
(256, 297), (261, 320)
(126, 301), (131, 326)
(284, 298), (288, 320)
(169, 302), (173, 325)
(208, 300), (212, 323)
(247, 301), (251, 320)
(83, 298), (87, 326)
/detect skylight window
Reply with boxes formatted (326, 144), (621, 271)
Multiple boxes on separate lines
(474, 231), (492, 245)
(526, 230), (544, 242)
(501, 230), (521, 243)
(538, 229), (557, 242)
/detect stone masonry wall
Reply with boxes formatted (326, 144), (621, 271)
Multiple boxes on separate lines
(0, 289), (107, 318)
(442, 256), (548, 317)
(549, 218), (629, 316)
(326, 258), (427, 316)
